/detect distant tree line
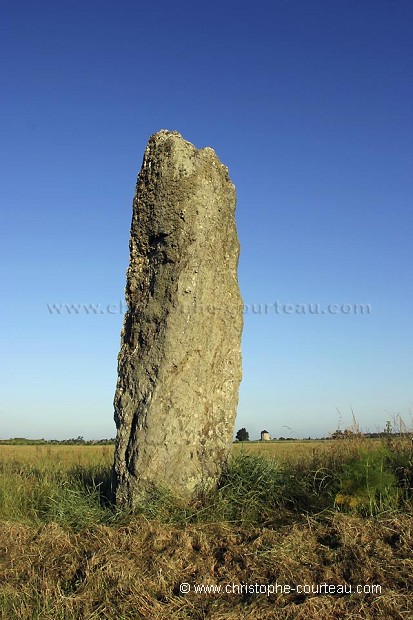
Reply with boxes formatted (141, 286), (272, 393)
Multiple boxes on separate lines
(234, 427), (412, 442)
(0, 437), (116, 445)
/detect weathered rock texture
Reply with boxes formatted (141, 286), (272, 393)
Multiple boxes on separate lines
(113, 130), (243, 506)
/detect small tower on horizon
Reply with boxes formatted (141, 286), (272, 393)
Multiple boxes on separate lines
(260, 430), (271, 441)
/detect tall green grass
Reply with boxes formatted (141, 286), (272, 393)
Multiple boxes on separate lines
(0, 461), (115, 528)
(0, 434), (411, 529)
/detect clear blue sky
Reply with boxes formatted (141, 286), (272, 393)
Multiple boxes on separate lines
(1, 0), (412, 440)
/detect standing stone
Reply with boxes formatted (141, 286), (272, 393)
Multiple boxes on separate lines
(113, 130), (243, 507)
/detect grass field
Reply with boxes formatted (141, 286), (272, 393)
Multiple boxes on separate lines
(0, 439), (331, 469)
(0, 437), (412, 619)
(0, 444), (114, 467)
(0, 436), (382, 465)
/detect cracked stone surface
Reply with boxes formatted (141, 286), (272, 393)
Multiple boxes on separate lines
(113, 130), (243, 506)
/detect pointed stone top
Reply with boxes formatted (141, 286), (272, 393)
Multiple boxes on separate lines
(143, 129), (230, 179)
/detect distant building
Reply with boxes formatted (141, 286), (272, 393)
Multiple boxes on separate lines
(260, 430), (271, 441)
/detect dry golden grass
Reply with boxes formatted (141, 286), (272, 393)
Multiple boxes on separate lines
(0, 438), (375, 469)
(0, 445), (114, 468)
(234, 439), (340, 461)
(234, 437), (388, 461)
(1, 513), (412, 619)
